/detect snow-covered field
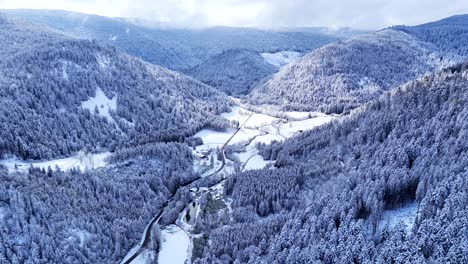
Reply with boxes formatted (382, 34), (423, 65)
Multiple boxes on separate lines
(81, 87), (117, 123)
(243, 155), (272, 170)
(278, 116), (334, 138)
(158, 225), (190, 264)
(0, 152), (110, 173)
(261, 51), (301, 68)
(194, 105), (337, 174)
(194, 128), (260, 147)
(378, 202), (418, 232)
(67, 229), (93, 248)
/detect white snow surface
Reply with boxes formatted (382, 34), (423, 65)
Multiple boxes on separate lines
(0, 152), (110, 173)
(379, 202), (418, 233)
(243, 154), (271, 171)
(279, 116), (335, 138)
(0, 207), (6, 222)
(261, 51), (301, 68)
(81, 87), (117, 123)
(158, 225), (190, 264)
(194, 106), (336, 173)
(194, 128), (260, 147)
(68, 229), (93, 247)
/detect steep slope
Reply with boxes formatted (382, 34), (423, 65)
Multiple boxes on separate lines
(0, 143), (197, 264)
(3, 9), (339, 71)
(249, 29), (454, 113)
(0, 16), (231, 160)
(196, 63), (468, 263)
(184, 49), (278, 95)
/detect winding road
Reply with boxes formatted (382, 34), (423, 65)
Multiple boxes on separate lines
(121, 113), (253, 264)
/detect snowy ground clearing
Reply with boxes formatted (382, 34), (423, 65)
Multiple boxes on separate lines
(378, 202), (418, 233)
(261, 51), (301, 68)
(67, 229), (93, 248)
(0, 151), (111, 173)
(194, 105), (337, 175)
(81, 87), (117, 123)
(158, 225), (190, 264)
(243, 155), (272, 171)
(278, 116), (334, 138)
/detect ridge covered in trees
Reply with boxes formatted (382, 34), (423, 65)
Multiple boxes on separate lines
(0, 16), (231, 160)
(248, 15), (468, 113)
(194, 63), (468, 263)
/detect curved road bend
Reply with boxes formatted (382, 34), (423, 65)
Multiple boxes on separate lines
(122, 113), (253, 264)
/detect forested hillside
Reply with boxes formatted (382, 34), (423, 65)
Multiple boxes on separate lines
(394, 14), (468, 57)
(3, 9), (340, 71)
(0, 143), (195, 263)
(248, 16), (468, 113)
(0, 16), (231, 160)
(184, 49), (277, 95)
(194, 63), (468, 263)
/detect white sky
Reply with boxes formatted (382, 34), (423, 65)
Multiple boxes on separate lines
(1, 0), (468, 29)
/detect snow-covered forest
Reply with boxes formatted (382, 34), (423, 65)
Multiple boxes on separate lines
(0, 7), (467, 264)
(248, 15), (468, 113)
(0, 17), (231, 160)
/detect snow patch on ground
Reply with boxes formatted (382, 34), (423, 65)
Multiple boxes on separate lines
(243, 155), (271, 170)
(0, 152), (110, 173)
(279, 116), (335, 138)
(68, 229), (93, 247)
(0, 207), (7, 222)
(81, 87), (117, 123)
(221, 106), (251, 124)
(244, 113), (277, 129)
(194, 128), (260, 147)
(379, 202), (418, 233)
(261, 51), (301, 68)
(194, 106), (336, 174)
(158, 225), (190, 264)
(62, 63), (69, 80)
(96, 54), (111, 70)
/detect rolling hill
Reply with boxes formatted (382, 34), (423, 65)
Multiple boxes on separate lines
(3, 9), (340, 71)
(199, 61), (468, 263)
(0, 15), (232, 160)
(248, 16), (468, 113)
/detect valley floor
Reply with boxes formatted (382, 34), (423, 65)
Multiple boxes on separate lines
(136, 104), (337, 264)
(0, 103), (337, 264)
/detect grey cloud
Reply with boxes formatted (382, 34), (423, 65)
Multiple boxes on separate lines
(2, 0), (468, 28)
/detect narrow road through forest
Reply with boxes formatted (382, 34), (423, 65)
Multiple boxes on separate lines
(122, 113), (253, 264)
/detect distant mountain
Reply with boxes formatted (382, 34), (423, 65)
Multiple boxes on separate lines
(248, 16), (468, 113)
(184, 49), (278, 95)
(3, 9), (340, 72)
(199, 62), (468, 263)
(0, 16), (231, 160)
(394, 14), (468, 56)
